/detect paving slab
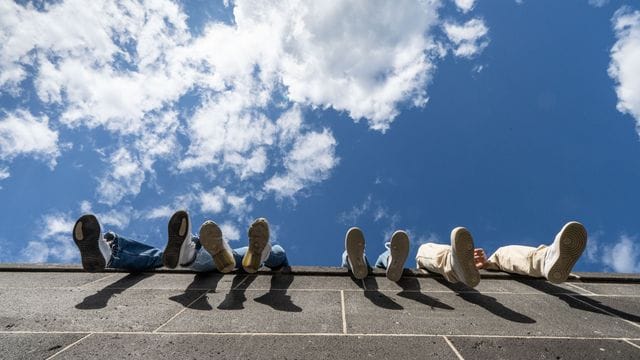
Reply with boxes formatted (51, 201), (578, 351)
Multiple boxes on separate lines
(0, 272), (109, 289)
(82, 272), (235, 291)
(0, 333), (88, 360)
(449, 337), (640, 359)
(573, 295), (640, 325)
(241, 273), (367, 291)
(0, 288), (203, 332)
(159, 289), (342, 333)
(569, 283), (640, 296)
(343, 291), (640, 337)
(54, 333), (458, 359)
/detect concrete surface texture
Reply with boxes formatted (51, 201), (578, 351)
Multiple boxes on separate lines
(0, 266), (638, 359)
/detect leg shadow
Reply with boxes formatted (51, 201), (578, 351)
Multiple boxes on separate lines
(396, 277), (454, 310)
(254, 273), (302, 312)
(218, 273), (257, 310)
(434, 278), (536, 323)
(76, 272), (152, 310)
(360, 276), (403, 310)
(169, 273), (223, 311)
(517, 278), (640, 323)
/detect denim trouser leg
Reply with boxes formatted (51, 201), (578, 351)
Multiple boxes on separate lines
(341, 251), (371, 269)
(107, 233), (164, 272)
(375, 249), (390, 269)
(190, 244), (289, 272)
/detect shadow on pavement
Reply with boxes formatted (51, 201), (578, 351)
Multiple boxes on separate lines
(360, 276), (404, 310)
(517, 279), (640, 324)
(170, 273), (223, 310)
(218, 273), (257, 310)
(76, 272), (152, 310)
(435, 278), (536, 324)
(396, 277), (454, 310)
(254, 270), (303, 312)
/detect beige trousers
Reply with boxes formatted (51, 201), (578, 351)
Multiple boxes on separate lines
(416, 243), (549, 279)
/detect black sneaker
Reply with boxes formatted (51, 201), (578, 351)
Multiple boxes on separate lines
(72, 214), (106, 272)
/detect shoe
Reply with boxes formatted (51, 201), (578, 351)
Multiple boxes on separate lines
(543, 221), (587, 284)
(386, 230), (410, 282)
(345, 227), (368, 279)
(200, 220), (235, 273)
(450, 227), (480, 287)
(163, 210), (196, 268)
(242, 218), (271, 273)
(72, 214), (107, 272)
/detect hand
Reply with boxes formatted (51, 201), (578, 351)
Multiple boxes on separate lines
(474, 248), (487, 269)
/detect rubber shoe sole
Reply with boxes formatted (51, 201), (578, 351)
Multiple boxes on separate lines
(200, 221), (236, 273)
(451, 227), (480, 288)
(72, 214), (105, 272)
(242, 218), (270, 273)
(545, 221), (587, 284)
(346, 227), (368, 280)
(163, 210), (190, 269)
(386, 230), (410, 282)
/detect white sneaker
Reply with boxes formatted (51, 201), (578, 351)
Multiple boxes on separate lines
(200, 220), (235, 273)
(450, 227), (480, 288)
(72, 214), (109, 272)
(543, 221), (587, 284)
(242, 218), (271, 273)
(163, 210), (196, 268)
(386, 230), (410, 282)
(345, 227), (368, 279)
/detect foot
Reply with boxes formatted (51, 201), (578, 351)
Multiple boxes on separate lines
(386, 230), (410, 282)
(72, 214), (106, 272)
(345, 227), (368, 279)
(450, 227), (480, 287)
(242, 218), (271, 273)
(544, 221), (587, 284)
(200, 220), (236, 273)
(163, 210), (195, 268)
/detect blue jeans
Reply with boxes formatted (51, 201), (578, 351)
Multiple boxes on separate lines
(341, 245), (390, 270)
(106, 232), (288, 272)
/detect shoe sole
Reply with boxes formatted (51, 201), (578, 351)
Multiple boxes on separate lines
(451, 227), (480, 287)
(243, 219), (269, 273)
(387, 230), (409, 282)
(72, 214), (105, 272)
(200, 221), (236, 273)
(163, 210), (189, 269)
(346, 227), (367, 279)
(546, 222), (587, 284)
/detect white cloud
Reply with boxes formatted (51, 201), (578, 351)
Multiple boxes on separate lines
(443, 18), (489, 58)
(0, 110), (60, 168)
(200, 186), (226, 214)
(602, 235), (640, 273)
(454, 0), (476, 13)
(21, 213), (78, 263)
(144, 205), (175, 220)
(97, 147), (146, 205)
(589, 0), (609, 8)
(609, 7), (640, 133)
(220, 222), (241, 242)
(339, 195), (373, 224)
(0, 166), (9, 181)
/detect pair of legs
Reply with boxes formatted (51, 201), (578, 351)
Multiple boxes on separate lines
(341, 227), (410, 282)
(72, 210), (288, 273)
(416, 221), (588, 287)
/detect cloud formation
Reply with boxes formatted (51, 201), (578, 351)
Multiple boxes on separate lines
(443, 18), (489, 58)
(602, 235), (640, 273)
(0, 110), (60, 168)
(609, 7), (640, 134)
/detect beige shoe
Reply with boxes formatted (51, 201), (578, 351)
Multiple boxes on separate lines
(543, 221), (587, 284)
(345, 227), (368, 279)
(242, 218), (271, 273)
(200, 221), (235, 273)
(386, 230), (410, 282)
(450, 227), (480, 288)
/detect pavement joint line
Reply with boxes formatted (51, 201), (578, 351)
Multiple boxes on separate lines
(231, 276), (253, 290)
(2, 331), (639, 341)
(443, 336), (465, 360)
(622, 339), (640, 350)
(341, 290), (347, 334)
(566, 294), (640, 330)
(152, 290), (209, 333)
(563, 282), (597, 295)
(45, 332), (93, 360)
(78, 273), (118, 289)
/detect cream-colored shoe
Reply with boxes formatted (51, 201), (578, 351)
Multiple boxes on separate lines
(345, 227), (368, 279)
(543, 221), (587, 284)
(242, 218), (271, 273)
(200, 221), (235, 273)
(450, 227), (480, 288)
(386, 230), (410, 282)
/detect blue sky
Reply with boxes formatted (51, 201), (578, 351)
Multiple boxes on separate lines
(1, 0), (640, 273)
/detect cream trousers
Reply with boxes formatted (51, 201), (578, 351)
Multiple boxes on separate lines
(416, 243), (548, 280)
